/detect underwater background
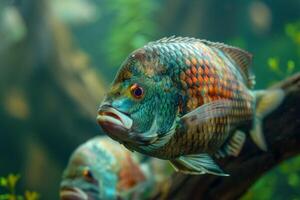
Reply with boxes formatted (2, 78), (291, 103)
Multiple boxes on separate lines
(0, 0), (299, 199)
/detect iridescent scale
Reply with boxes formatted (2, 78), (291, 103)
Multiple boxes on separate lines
(143, 37), (254, 157)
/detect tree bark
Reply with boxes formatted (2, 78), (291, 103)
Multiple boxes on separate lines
(152, 73), (300, 200)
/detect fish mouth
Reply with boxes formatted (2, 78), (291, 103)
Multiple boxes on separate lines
(60, 187), (88, 200)
(97, 105), (133, 140)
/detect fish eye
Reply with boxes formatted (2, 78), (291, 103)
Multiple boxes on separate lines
(130, 83), (144, 99)
(82, 169), (94, 181)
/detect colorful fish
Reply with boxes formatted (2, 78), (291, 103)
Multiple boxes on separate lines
(97, 36), (284, 176)
(60, 136), (169, 200)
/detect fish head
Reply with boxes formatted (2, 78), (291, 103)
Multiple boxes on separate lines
(60, 137), (122, 200)
(60, 151), (101, 200)
(97, 49), (178, 148)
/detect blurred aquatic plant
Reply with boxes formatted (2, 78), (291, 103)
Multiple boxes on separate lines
(285, 21), (300, 48)
(243, 156), (300, 200)
(50, 0), (100, 26)
(285, 21), (300, 61)
(280, 156), (300, 187)
(267, 57), (296, 80)
(106, 0), (159, 66)
(266, 21), (300, 84)
(0, 174), (39, 200)
(0, 5), (26, 51)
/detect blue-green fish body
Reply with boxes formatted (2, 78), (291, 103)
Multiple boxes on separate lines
(97, 37), (284, 175)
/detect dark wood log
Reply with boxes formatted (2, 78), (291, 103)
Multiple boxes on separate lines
(152, 73), (300, 200)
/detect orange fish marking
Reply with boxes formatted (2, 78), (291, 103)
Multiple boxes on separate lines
(181, 80), (188, 89)
(188, 89), (194, 97)
(208, 85), (215, 95)
(192, 76), (198, 84)
(204, 76), (209, 82)
(198, 95), (204, 105)
(223, 80), (228, 87)
(204, 66), (210, 75)
(192, 97), (198, 107)
(199, 59), (204, 66)
(225, 90), (233, 98)
(117, 153), (146, 191)
(191, 66), (197, 75)
(192, 88), (197, 96)
(204, 59), (210, 66)
(186, 77), (193, 86)
(186, 69), (192, 77)
(191, 57), (197, 66)
(187, 100), (193, 110)
(198, 66), (203, 74)
(198, 76), (204, 83)
(185, 59), (191, 66)
(214, 85), (220, 95)
(180, 71), (186, 80)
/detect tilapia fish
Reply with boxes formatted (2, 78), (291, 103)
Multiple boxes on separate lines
(60, 136), (169, 200)
(97, 36), (284, 176)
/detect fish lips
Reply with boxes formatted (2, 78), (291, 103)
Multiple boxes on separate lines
(60, 187), (89, 200)
(97, 105), (133, 141)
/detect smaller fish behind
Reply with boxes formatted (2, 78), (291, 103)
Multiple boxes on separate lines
(60, 136), (171, 200)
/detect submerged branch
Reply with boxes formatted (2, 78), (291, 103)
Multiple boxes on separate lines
(151, 73), (300, 200)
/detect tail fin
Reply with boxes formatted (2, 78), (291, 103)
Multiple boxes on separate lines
(250, 89), (285, 151)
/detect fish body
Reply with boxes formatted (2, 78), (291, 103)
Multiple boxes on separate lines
(60, 136), (163, 200)
(97, 36), (284, 175)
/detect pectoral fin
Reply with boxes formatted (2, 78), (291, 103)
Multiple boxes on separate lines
(139, 131), (174, 152)
(169, 154), (229, 176)
(181, 99), (234, 125)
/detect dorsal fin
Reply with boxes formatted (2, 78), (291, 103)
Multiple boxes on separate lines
(201, 40), (255, 88)
(147, 36), (199, 46)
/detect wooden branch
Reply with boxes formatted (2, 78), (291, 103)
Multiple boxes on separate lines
(152, 73), (300, 200)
